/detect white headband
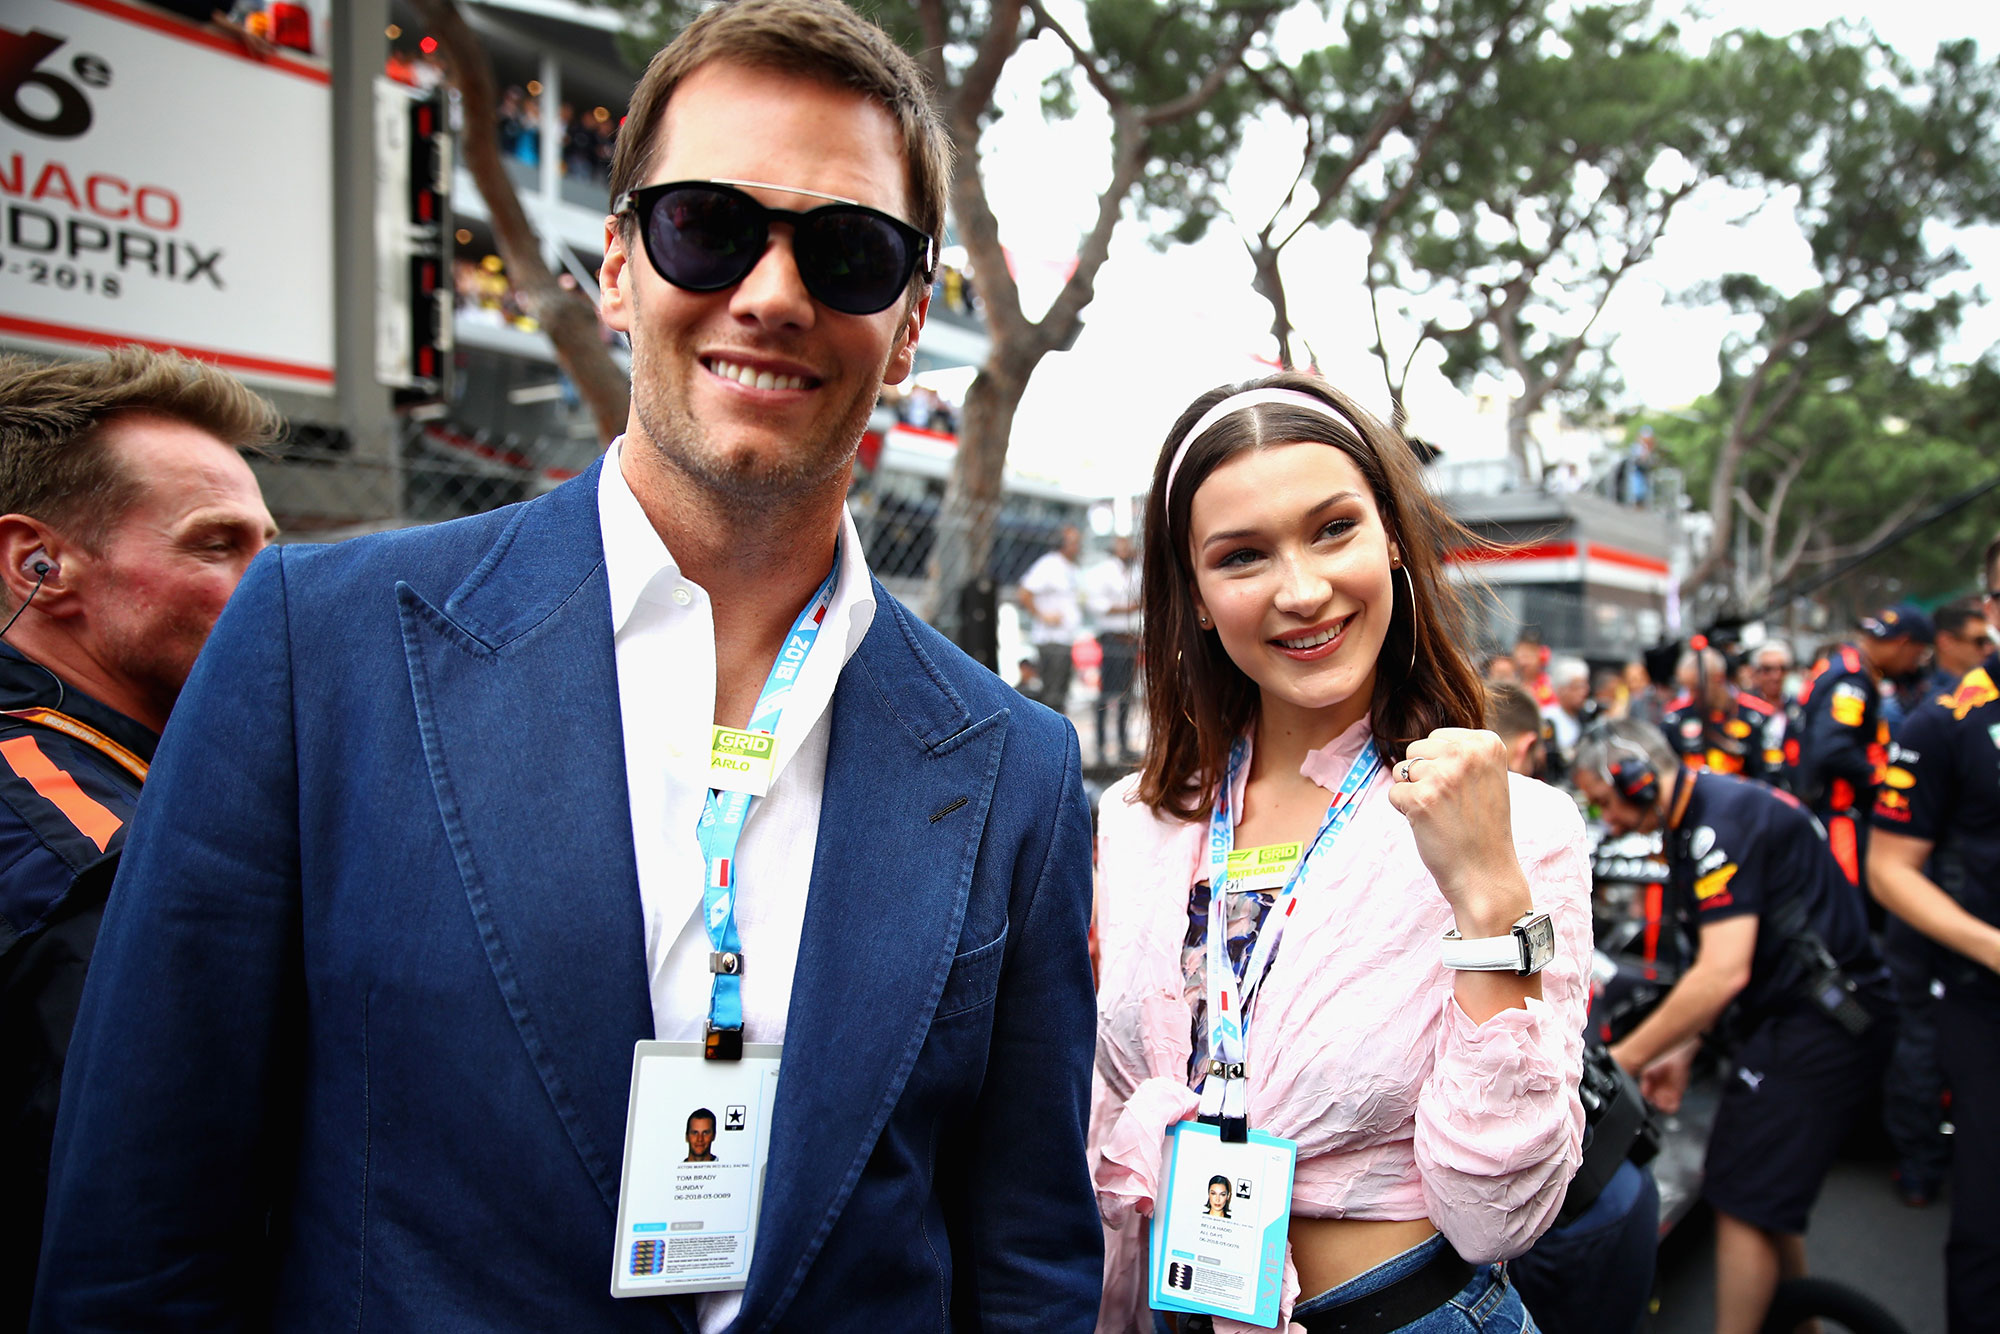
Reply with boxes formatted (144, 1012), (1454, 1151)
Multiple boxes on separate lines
(1161, 388), (1353, 517)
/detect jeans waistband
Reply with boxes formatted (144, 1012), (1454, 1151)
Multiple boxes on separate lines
(1301, 1232), (1450, 1307)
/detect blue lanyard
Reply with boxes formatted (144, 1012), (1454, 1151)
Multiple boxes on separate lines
(1197, 734), (1380, 1134)
(694, 550), (841, 1058)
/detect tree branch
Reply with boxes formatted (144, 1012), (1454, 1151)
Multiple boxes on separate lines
(1141, 5), (1278, 126)
(958, 0), (1027, 117)
(1023, 0), (1125, 111)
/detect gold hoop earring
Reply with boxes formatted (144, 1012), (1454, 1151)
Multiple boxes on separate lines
(1177, 647), (1198, 730)
(1398, 563), (1417, 677)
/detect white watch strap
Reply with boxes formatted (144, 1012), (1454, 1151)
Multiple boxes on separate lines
(1440, 928), (1520, 971)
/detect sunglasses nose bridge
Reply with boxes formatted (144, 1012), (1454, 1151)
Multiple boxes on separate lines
(728, 224), (820, 324)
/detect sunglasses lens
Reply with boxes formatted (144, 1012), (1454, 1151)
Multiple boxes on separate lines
(796, 210), (915, 314)
(646, 186), (763, 291)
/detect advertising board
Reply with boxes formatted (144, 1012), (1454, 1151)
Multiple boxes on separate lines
(1, 0), (335, 392)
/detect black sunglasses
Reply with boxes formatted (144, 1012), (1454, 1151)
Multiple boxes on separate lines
(616, 178), (933, 316)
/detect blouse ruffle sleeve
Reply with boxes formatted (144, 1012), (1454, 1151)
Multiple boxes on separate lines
(1412, 779), (1592, 1261)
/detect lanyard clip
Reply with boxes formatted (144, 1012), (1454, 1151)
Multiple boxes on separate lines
(1195, 1111), (1250, 1145)
(710, 951), (743, 975)
(1199, 1060), (1249, 1142)
(703, 1023), (743, 1062)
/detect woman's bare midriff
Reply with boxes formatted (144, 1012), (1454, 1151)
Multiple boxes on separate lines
(1287, 1215), (1441, 1302)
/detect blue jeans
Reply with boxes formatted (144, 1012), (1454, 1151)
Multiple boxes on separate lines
(1291, 1233), (1538, 1333)
(1509, 1161), (1658, 1334)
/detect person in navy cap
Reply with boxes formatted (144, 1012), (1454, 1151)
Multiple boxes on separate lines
(1786, 602), (1933, 893)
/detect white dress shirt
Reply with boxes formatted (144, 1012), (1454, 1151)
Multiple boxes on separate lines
(598, 440), (876, 1331)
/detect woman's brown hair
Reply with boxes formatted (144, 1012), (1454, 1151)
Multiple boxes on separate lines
(1135, 372), (1490, 821)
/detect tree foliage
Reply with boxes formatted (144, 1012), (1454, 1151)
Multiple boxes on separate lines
(1201, 0), (1545, 380)
(1652, 341), (2000, 619)
(1364, 3), (1714, 473)
(1678, 29), (2000, 603)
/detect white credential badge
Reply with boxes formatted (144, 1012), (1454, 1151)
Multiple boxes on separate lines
(1149, 1121), (1297, 1326)
(611, 1042), (782, 1297)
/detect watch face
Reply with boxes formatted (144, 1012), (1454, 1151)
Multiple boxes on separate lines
(1518, 914), (1556, 971)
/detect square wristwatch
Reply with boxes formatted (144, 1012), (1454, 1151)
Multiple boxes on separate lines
(1440, 911), (1555, 975)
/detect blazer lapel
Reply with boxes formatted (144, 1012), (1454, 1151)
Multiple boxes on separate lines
(737, 592), (1010, 1327)
(398, 462), (655, 1216)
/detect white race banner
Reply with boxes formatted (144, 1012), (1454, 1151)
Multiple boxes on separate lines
(1, 0), (335, 392)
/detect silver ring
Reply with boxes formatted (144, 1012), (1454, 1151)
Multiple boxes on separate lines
(1397, 759), (1415, 783)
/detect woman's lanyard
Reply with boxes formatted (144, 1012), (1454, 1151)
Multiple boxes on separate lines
(1199, 735), (1380, 1140)
(693, 550), (840, 1061)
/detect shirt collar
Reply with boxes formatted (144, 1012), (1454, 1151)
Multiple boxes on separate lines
(1228, 715), (1376, 819)
(597, 436), (877, 652)
(0, 641), (161, 761)
(1299, 716), (1376, 792)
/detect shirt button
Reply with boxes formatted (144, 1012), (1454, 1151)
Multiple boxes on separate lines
(672, 587), (692, 606)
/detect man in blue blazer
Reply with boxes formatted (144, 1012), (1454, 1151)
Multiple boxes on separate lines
(34, 2), (1102, 1328)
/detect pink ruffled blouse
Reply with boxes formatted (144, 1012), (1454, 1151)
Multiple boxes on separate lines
(1089, 720), (1591, 1333)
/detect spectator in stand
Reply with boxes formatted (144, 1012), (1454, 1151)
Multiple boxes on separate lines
(1515, 632), (1555, 708)
(561, 102), (597, 179)
(1619, 427), (1656, 508)
(497, 85), (526, 158)
(1019, 524), (1084, 714)
(516, 95), (543, 167)
(1085, 533), (1142, 767)
(1485, 652), (1519, 684)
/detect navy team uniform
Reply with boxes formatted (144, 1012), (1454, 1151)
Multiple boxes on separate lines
(1872, 653), (2000, 1331)
(1670, 771), (1892, 1236)
(0, 644), (155, 1325)
(1790, 644), (1889, 888)
(1661, 687), (1783, 783)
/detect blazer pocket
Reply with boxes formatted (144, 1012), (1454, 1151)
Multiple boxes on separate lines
(933, 931), (1008, 1021)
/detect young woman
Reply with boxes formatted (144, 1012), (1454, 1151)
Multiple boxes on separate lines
(1090, 374), (1591, 1333)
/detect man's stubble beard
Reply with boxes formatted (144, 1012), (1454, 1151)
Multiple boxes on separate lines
(625, 319), (880, 523)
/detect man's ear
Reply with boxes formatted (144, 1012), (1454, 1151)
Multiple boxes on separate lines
(882, 288), (928, 387)
(599, 217), (635, 333)
(0, 514), (77, 620)
(1509, 730), (1537, 777)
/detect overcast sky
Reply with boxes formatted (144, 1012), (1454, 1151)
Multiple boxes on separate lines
(956, 2), (2000, 499)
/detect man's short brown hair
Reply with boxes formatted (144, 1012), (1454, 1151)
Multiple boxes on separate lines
(608, 0), (951, 287)
(0, 347), (283, 550)
(1483, 680), (1543, 744)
